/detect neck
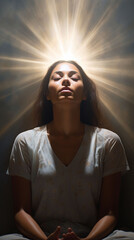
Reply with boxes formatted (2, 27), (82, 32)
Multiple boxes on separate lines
(47, 103), (84, 136)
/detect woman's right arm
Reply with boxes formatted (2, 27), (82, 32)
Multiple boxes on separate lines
(11, 175), (48, 240)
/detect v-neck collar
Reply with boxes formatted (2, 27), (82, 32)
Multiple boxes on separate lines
(45, 125), (87, 169)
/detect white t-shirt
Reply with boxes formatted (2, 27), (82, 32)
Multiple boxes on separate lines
(8, 125), (129, 237)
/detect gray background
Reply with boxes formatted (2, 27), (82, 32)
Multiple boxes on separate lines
(0, 0), (134, 235)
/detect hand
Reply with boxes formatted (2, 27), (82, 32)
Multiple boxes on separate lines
(47, 226), (61, 240)
(62, 228), (81, 240)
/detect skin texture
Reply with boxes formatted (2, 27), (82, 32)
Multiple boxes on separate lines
(12, 176), (61, 240)
(47, 63), (86, 105)
(11, 63), (121, 240)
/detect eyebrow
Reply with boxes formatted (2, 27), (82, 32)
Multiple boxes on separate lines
(54, 71), (63, 76)
(53, 70), (79, 76)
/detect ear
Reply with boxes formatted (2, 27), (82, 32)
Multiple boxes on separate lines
(46, 90), (50, 100)
(82, 90), (87, 101)
(82, 95), (87, 101)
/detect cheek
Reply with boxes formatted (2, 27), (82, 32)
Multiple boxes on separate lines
(47, 82), (59, 100)
(74, 83), (84, 95)
(73, 83), (86, 101)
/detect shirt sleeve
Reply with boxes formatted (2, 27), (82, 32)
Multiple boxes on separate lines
(103, 134), (130, 177)
(7, 133), (31, 180)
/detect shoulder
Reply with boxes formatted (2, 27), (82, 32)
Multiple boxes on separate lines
(97, 128), (120, 141)
(85, 125), (121, 145)
(86, 125), (119, 138)
(14, 126), (47, 145)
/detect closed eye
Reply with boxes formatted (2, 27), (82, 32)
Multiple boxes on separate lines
(53, 77), (61, 81)
(71, 77), (79, 81)
(51, 71), (81, 81)
(69, 71), (81, 81)
(52, 74), (61, 81)
(71, 74), (80, 81)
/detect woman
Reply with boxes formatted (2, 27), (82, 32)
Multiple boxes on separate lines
(1, 60), (133, 240)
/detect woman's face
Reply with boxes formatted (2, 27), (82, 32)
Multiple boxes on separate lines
(47, 62), (86, 105)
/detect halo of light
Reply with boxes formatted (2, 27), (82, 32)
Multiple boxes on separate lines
(0, 0), (134, 148)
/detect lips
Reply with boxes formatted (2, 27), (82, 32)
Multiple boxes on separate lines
(59, 87), (73, 92)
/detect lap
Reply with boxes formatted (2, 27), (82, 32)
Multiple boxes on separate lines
(103, 230), (134, 240)
(0, 233), (30, 240)
(1, 230), (134, 240)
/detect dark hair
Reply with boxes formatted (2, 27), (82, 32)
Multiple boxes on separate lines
(34, 60), (101, 126)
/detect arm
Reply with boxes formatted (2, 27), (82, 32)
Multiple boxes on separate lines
(85, 172), (121, 240)
(11, 175), (48, 240)
(62, 172), (121, 240)
(11, 176), (61, 240)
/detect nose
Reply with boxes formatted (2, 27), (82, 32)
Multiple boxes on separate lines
(62, 78), (71, 86)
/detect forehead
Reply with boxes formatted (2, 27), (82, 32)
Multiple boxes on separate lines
(51, 63), (80, 75)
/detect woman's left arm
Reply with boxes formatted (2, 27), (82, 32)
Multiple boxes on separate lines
(62, 172), (121, 240)
(85, 172), (121, 240)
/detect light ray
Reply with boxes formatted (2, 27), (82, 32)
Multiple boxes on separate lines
(91, 72), (133, 96)
(0, 28), (49, 60)
(0, 101), (34, 137)
(0, 56), (45, 64)
(100, 94), (134, 150)
(0, 75), (42, 100)
(80, 0), (121, 51)
(0, 0), (134, 148)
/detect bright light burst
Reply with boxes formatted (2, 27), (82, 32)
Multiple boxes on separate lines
(0, 0), (134, 147)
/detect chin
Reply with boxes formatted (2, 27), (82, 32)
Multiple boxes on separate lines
(59, 95), (73, 100)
